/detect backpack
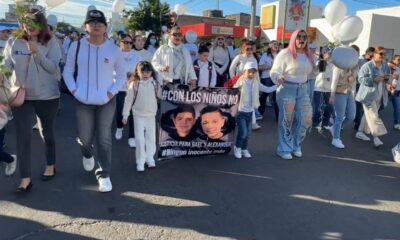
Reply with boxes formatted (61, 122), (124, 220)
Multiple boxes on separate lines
(129, 79), (160, 108)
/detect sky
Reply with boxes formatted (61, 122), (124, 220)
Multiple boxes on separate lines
(1, 0), (400, 27)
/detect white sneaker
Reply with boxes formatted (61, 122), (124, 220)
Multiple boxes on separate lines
(146, 159), (156, 168)
(98, 177), (112, 192)
(392, 145), (400, 163)
(115, 128), (123, 140)
(293, 150), (302, 158)
(136, 164), (145, 172)
(278, 152), (293, 160)
(242, 149), (252, 158)
(331, 138), (345, 149)
(394, 124), (400, 130)
(373, 137), (383, 148)
(5, 155), (17, 176)
(252, 123), (261, 131)
(128, 138), (136, 148)
(256, 115), (263, 120)
(233, 146), (242, 159)
(355, 132), (371, 141)
(82, 156), (95, 172)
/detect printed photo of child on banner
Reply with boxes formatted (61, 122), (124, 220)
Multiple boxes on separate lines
(159, 84), (240, 160)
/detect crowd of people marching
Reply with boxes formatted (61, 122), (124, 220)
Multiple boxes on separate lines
(0, 8), (399, 194)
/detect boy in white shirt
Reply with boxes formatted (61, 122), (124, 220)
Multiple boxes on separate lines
(193, 47), (217, 87)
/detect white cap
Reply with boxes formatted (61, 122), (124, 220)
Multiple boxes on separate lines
(243, 61), (258, 71)
(309, 43), (317, 49)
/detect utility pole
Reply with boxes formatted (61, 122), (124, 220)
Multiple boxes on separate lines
(249, 0), (256, 39)
(216, 0), (220, 10)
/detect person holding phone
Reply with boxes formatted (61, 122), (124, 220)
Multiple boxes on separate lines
(355, 46), (392, 148)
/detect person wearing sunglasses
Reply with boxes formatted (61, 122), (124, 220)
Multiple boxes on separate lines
(63, 10), (126, 193)
(355, 46), (392, 148)
(208, 36), (230, 87)
(152, 26), (197, 85)
(114, 34), (142, 148)
(270, 29), (314, 160)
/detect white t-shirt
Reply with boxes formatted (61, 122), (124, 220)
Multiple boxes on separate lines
(259, 53), (275, 79)
(117, 50), (142, 91)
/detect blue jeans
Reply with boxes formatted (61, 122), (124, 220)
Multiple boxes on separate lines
(312, 91), (333, 127)
(276, 82), (313, 155)
(391, 93), (400, 124)
(308, 79), (316, 103)
(235, 111), (252, 150)
(333, 92), (356, 139)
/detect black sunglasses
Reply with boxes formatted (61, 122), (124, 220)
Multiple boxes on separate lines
(172, 32), (182, 37)
(122, 41), (133, 44)
(378, 52), (386, 56)
(296, 34), (308, 39)
(217, 37), (224, 40)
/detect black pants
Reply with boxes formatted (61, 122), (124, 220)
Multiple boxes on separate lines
(259, 77), (279, 122)
(12, 99), (59, 178)
(0, 128), (13, 163)
(115, 92), (135, 138)
(354, 83), (364, 130)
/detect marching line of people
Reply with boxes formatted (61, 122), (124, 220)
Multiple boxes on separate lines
(1, 9), (400, 194)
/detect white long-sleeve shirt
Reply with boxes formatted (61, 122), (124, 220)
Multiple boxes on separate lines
(259, 53), (275, 79)
(270, 48), (313, 84)
(115, 50), (142, 91)
(209, 47), (230, 75)
(63, 38), (125, 105)
(196, 60), (217, 87)
(315, 60), (334, 93)
(133, 49), (152, 62)
(229, 55), (258, 78)
(122, 78), (158, 118)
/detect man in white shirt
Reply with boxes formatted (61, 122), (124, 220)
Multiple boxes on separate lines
(193, 46), (216, 87)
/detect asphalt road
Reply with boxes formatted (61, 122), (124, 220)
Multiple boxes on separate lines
(1, 94), (400, 240)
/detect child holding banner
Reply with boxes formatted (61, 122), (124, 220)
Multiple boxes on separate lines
(122, 61), (159, 172)
(233, 62), (277, 159)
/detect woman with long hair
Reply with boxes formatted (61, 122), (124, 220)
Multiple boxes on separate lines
(208, 36), (230, 87)
(3, 8), (62, 192)
(270, 29), (314, 160)
(114, 33), (141, 148)
(144, 33), (159, 57)
(355, 46), (392, 148)
(258, 40), (279, 121)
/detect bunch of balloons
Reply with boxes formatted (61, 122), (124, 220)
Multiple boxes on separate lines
(324, 0), (364, 69)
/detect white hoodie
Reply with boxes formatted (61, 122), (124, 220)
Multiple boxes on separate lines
(63, 38), (125, 105)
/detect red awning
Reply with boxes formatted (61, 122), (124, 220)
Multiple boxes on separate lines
(180, 23), (261, 38)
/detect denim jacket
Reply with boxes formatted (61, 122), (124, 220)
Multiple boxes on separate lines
(355, 60), (390, 107)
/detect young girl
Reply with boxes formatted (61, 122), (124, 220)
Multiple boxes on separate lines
(233, 62), (276, 159)
(122, 61), (159, 172)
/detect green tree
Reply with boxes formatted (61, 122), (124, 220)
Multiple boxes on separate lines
(56, 22), (79, 35)
(123, 0), (171, 37)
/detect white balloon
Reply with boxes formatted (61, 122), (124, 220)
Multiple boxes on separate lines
(337, 16), (363, 43)
(331, 23), (341, 42)
(46, 0), (66, 8)
(112, 0), (125, 13)
(174, 4), (186, 15)
(331, 47), (359, 70)
(161, 25), (168, 32)
(185, 30), (197, 44)
(111, 12), (121, 24)
(47, 14), (58, 27)
(324, 0), (347, 26)
(87, 5), (97, 11)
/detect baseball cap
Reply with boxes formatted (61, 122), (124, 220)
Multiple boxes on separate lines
(84, 10), (107, 25)
(243, 62), (258, 71)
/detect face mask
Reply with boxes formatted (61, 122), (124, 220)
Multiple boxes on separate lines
(150, 39), (156, 45)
